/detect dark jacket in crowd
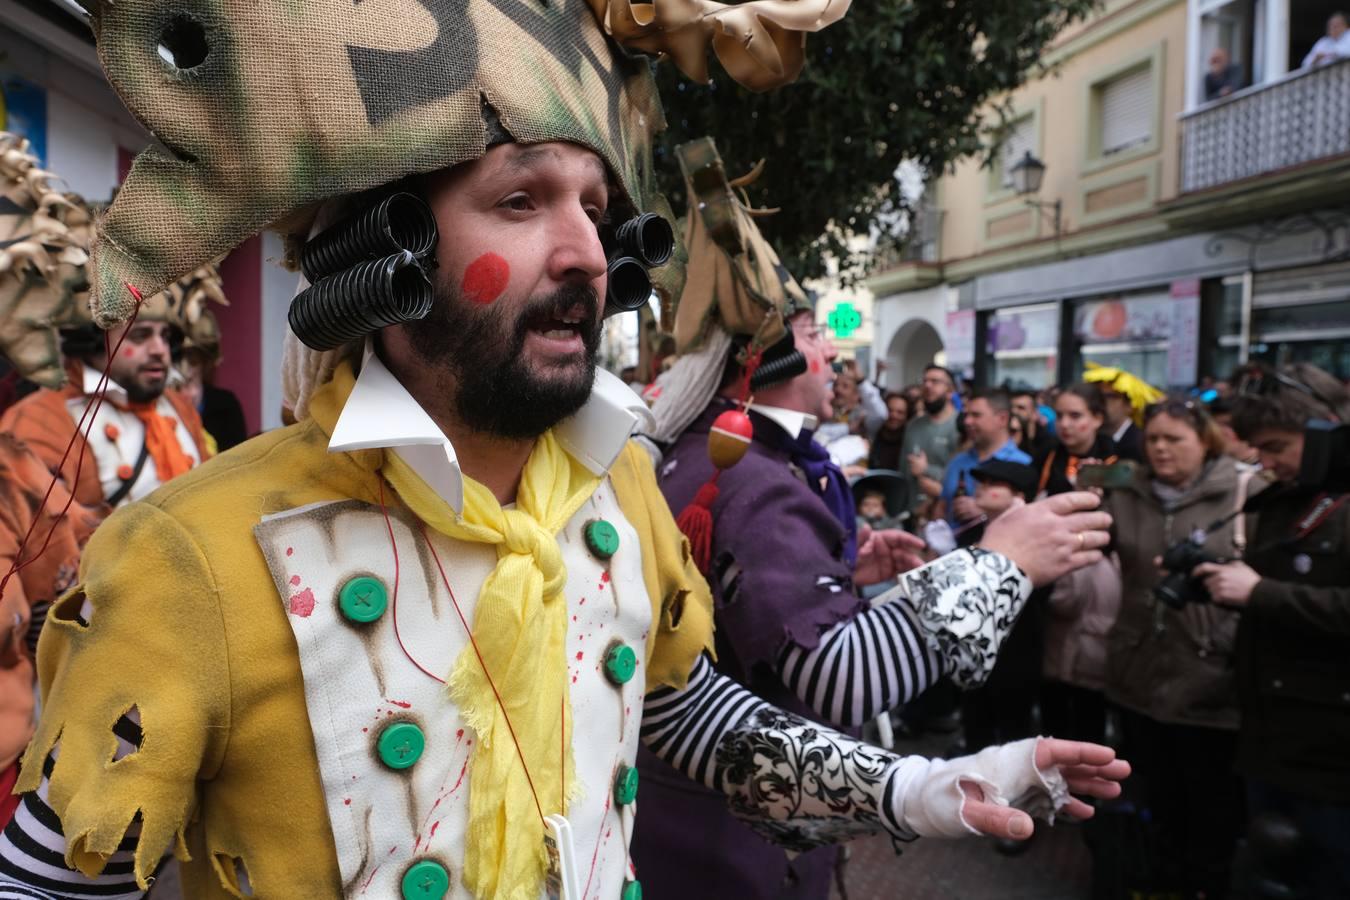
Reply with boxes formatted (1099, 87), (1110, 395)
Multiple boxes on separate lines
(1035, 433), (1119, 496)
(1110, 421), (1145, 463)
(868, 424), (906, 470)
(1237, 485), (1350, 800)
(1104, 456), (1256, 730)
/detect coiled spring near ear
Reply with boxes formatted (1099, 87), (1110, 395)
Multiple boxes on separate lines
(748, 329), (808, 391)
(289, 251), (434, 352)
(290, 192), (439, 350)
(604, 213), (674, 317)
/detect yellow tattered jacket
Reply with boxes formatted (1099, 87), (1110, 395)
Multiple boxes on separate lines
(20, 397), (713, 896)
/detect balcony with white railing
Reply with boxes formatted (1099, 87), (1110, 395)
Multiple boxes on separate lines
(1180, 56), (1350, 193)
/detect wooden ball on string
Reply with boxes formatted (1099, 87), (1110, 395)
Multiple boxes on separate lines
(708, 408), (754, 470)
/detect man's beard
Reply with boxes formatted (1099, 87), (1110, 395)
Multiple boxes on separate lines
(405, 282), (602, 440)
(923, 396), (946, 417)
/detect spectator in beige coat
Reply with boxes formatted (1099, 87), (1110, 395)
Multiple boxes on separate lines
(1103, 399), (1261, 900)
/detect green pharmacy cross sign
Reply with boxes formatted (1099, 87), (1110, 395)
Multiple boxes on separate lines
(828, 302), (863, 339)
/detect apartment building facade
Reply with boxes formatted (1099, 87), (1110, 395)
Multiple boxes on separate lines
(870, 0), (1350, 390)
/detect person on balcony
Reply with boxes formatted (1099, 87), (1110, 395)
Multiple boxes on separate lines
(1204, 47), (1245, 100)
(1302, 12), (1350, 67)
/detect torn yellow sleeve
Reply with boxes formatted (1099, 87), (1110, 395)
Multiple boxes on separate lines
(608, 440), (716, 692)
(20, 501), (230, 889)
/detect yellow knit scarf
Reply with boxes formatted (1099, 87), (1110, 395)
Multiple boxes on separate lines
(316, 362), (599, 899)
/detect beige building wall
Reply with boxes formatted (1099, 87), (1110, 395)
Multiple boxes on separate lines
(937, 0), (1187, 264)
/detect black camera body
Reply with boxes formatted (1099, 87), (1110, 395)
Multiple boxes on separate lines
(1153, 538), (1222, 610)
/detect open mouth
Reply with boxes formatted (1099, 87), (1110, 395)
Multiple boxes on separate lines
(524, 303), (589, 349)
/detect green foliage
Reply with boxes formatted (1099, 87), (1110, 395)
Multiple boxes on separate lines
(654, 0), (1099, 283)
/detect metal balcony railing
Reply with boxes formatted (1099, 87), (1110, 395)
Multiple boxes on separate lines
(1180, 57), (1350, 193)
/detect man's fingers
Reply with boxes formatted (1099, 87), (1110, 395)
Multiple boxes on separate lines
(1192, 562), (1222, 578)
(1059, 798), (1096, 820)
(1060, 510), (1113, 535)
(1039, 491), (1103, 515)
(1035, 738), (1118, 769)
(1064, 775), (1125, 799)
(878, 529), (927, 552)
(961, 798), (1035, 840)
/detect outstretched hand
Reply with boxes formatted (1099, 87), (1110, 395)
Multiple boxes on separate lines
(959, 739), (1130, 840)
(854, 526), (927, 586)
(979, 492), (1112, 586)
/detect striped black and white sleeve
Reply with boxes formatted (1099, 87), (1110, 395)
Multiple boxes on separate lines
(0, 716), (147, 899)
(776, 599), (943, 726)
(641, 656), (1071, 849)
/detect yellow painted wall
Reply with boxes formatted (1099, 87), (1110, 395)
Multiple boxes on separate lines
(936, 0), (1187, 262)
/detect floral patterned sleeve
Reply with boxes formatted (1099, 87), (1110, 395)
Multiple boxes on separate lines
(643, 656), (1069, 850)
(889, 548), (1032, 689)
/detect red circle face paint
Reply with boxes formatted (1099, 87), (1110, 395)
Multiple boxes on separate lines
(461, 253), (510, 305)
(123, 348), (137, 358)
(809, 358), (822, 374)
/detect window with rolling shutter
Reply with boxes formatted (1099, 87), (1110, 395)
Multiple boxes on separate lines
(1098, 65), (1153, 156)
(999, 116), (1037, 188)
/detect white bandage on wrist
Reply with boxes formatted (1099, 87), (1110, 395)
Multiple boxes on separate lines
(891, 738), (1071, 838)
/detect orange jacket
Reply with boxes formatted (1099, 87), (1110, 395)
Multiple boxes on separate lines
(0, 378), (211, 509)
(0, 435), (102, 768)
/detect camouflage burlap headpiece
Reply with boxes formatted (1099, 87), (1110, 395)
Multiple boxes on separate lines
(86, 0), (849, 326)
(672, 135), (813, 355)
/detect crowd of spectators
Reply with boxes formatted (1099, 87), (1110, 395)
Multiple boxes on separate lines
(822, 358), (1350, 899)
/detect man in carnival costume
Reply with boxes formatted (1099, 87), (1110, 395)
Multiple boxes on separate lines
(631, 139), (1127, 897)
(0, 132), (105, 829)
(0, 2), (1126, 897)
(0, 133), (223, 509)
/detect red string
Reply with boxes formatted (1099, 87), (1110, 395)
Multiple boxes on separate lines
(375, 478), (549, 827)
(0, 286), (144, 600)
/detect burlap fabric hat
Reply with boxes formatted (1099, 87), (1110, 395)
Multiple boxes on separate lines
(672, 135), (814, 354)
(84, 0), (849, 327)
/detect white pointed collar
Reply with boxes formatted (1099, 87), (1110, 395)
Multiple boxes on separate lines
(327, 342), (654, 513)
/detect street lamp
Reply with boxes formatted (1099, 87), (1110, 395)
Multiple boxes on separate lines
(1008, 151), (1062, 238)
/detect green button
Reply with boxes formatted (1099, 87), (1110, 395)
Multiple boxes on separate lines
(621, 879), (642, 900)
(339, 576), (388, 624)
(603, 642), (637, 685)
(584, 520), (621, 560)
(377, 722), (425, 770)
(401, 859), (450, 900)
(614, 764), (639, 805)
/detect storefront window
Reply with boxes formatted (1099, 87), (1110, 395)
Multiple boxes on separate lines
(1072, 292), (1174, 386)
(987, 303), (1059, 389)
(1251, 298), (1350, 379)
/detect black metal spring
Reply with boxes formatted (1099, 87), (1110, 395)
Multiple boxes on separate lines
(604, 255), (651, 316)
(289, 251), (433, 351)
(300, 193), (438, 282)
(750, 350), (808, 391)
(614, 213), (674, 268)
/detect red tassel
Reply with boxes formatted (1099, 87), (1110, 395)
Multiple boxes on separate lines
(676, 477), (721, 574)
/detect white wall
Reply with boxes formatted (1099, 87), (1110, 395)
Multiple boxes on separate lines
(0, 18), (150, 202)
(870, 284), (952, 390)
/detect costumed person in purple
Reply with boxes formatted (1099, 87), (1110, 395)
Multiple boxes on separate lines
(630, 139), (1130, 899)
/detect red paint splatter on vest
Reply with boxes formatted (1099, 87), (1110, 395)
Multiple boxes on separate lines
(289, 575), (301, 587)
(289, 588), (315, 617)
(576, 651), (584, 661)
(285, 547), (294, 556)
(462, 253), (510, 305)
(387, 699), (412, 709)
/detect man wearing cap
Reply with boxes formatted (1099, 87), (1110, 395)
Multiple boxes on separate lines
(940, 387), (1031, 529)
(0, 5), (1126, 898)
